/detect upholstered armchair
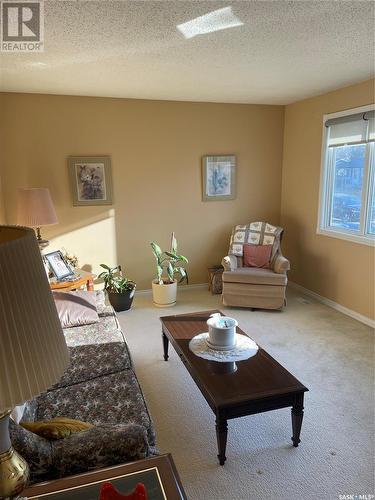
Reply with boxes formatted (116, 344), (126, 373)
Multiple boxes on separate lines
(221, 222), (290, 310)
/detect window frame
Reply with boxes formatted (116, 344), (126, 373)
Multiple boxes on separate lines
(317, 104), (375, 247)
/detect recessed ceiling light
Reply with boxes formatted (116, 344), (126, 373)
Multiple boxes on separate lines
(177, 6), (244, 39)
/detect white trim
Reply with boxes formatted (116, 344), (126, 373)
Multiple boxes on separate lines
(323, 104), (375, 121)
(317, 227), (375, 246)
(288, 281), (375, 329)
(135, 282), (208, 296)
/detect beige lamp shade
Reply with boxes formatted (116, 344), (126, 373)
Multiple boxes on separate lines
(17, 188), (58, 227)
(0, 226), (69, 411)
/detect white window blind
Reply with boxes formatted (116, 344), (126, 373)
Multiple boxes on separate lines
(326, 111), (374, 146)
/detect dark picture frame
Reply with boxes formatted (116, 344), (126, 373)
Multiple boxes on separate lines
(44, 251), (74, 280)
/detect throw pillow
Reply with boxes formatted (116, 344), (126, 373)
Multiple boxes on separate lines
(21, 417), (93, 440)
(53, 290), (99, 328)
(243, 244), (272, 268)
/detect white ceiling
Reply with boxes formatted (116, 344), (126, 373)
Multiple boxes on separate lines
(0, 1), (374, 104)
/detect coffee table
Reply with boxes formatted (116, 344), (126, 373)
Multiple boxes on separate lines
(160, 310), (308, 465)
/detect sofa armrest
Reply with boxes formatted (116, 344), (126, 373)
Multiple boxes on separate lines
(52, 423), (152, 479)
(273, 254), (290, 274)
(222, 255), (237, 272)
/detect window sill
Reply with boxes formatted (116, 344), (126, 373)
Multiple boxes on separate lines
(317, 227), (375, 246)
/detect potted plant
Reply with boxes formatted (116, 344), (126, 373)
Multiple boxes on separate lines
(150, 233), (188, 307)
(98, 264), (136, 312)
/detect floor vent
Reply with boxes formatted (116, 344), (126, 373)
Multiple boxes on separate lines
(296, 296), (312, 305)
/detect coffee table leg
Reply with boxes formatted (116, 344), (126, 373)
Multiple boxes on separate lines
(215, 417), (228, 465)
(162, 331), (169, 361)
(291, 393), (304, 447)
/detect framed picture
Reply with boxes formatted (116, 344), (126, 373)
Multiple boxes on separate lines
(68, 156), (113, 206)
(44, 250), (75, 280)
(202, 155), (236, 201)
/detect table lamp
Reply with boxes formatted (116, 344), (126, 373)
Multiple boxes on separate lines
(0, 226), (69, 498)
(17, 188), (58, 249)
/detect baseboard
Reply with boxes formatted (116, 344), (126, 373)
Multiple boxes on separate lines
(135, 282), (208, 296)
(288, 281), (375, 329)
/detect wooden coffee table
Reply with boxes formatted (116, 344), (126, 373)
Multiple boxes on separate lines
(160, 310), (308, 465)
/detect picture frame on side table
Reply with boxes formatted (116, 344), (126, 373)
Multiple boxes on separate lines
(44, 250), (75, 281)
(68, 156), (113, 206)
(202, 155), (236, 201)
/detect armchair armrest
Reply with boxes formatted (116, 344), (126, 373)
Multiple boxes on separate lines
(273, 254), (290, 274)
(52, 423), (151, 478)
(222, 255), (237, 272)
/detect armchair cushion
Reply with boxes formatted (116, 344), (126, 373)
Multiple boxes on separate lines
(223, 267), (287, 286)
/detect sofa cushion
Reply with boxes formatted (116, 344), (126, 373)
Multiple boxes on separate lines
(35, 371), (156, 447)
(50, 342), (132, 390)
(63, 314), (124, 348)
(223, 267), (287, 286)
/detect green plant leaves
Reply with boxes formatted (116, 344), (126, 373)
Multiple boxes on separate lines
(150, 242), (162, 258)
(98, 264), (135, 293)
(151, 236), (188, 285)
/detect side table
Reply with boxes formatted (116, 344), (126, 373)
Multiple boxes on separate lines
(23, 454), (186, 499)
(207, 265), (224, 294)
(49, 269), (95, 292)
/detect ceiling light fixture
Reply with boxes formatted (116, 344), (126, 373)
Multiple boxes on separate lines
(177, 6), (244, 39)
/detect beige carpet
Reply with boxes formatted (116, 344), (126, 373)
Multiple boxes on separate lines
(116, 287), (374, 500)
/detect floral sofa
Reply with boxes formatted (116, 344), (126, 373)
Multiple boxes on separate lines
(10, 292), (157, 483)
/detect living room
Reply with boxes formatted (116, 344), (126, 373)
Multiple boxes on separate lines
(0, 1), (374, 499)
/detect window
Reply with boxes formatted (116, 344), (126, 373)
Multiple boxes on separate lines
(318, 105), (375, 245)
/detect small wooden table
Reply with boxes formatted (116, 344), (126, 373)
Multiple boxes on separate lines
(23, 454), (186, 499)
(49, 269), (95, 292)
(161, 310), (308, 465)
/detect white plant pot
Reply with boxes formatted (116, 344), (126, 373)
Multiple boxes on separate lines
(152, 280), (177, 307)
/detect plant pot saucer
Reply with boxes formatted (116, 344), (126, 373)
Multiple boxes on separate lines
(152, 300), (176, 308)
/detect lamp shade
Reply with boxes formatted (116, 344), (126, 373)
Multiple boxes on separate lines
(0, 226), (69, 411)
(17, 188), (58, 227)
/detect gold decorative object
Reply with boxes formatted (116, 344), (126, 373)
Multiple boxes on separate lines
(0, 411), (29, 499)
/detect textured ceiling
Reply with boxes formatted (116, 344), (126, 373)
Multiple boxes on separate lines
(0, 1), (374, 104)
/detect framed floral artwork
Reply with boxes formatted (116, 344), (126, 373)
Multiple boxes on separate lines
(68, 156), (113, 206)
(202, 155), (236, 201)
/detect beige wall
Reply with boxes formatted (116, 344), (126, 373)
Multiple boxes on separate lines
(0, 93), (284, 289)
(281, 79), (375, 320)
